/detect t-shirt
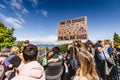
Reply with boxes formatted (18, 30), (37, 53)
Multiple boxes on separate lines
(70, 58), (79, 69)
(96, 46), (113, 60)
(52, 53), (59, 59)
(4, 54), (21, 67)
(4, 54), (16, 67)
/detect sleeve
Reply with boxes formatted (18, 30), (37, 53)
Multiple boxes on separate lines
(4, 55), (15, 67)
(4, 56), (11, 67)
(96, 45), (101, 49)
(108, 47), (114, 54)
(70, 59), (74, 65)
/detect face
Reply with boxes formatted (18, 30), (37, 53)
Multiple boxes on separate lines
(87, 44), (91, 48)
(74, 42), (78, 46)
(100, 41), (105, 47)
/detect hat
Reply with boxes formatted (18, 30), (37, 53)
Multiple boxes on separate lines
(1, 48), (10, 53)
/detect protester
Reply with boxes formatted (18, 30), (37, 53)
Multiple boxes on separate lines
(3, 47), (22, 80)
(20, 40), (30, 53)
(4, 47), (20, 67)
(52, 47), (61, 58)
(46, 47), (62, 63)
(23, 40), (30, 47)
(73, 40), (85, 50)
(73, 50), (99, 80)
(95, 40), (115, 80)
(12, 44), (45, 80)
(66, 46), (79, 80)
(86, 42), (95, 57)
(45, 49), (63, 80)
(0, 48), (10, 68)
(0, 48), (10, 80)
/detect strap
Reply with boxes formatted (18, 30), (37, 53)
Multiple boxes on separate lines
(103, 51), (107, 60)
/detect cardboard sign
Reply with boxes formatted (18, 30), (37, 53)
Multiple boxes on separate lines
(58, 16), (88, 41)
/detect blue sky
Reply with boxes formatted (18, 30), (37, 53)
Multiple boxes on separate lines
(0, 0), (120, 43)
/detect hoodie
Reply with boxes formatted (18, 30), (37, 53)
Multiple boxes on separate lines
(12, 61), (45, 80)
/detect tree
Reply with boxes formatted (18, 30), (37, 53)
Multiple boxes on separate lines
(113, 33), (120, 47)
(15, 41), (24, 52)
(57, 44), (68, 53)
(0, 21), (16, 50)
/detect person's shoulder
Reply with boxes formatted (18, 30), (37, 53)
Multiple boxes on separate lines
(11, 74), (31, 80)
(95, 45), (101, 49)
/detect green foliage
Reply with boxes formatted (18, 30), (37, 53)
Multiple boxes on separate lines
(16, 41), (24, 52)
(113, 33), (120, 47)
(38, 47), (50, 52)
(57, 44), (68, 53)
(0, 21), (16, 50)
(37, 56), (43, 64)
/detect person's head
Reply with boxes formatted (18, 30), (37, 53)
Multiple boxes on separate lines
(46, 51), (55, 60)
(52, 47), (61, 54)
(88, 42), (94, 48)
(67, 46), (78, 59)
(73, 40), (81, 47)
(67, 44), (73, 50)
(99, 40), (105, 47)
(76, 51), (99, 80)
(22, 44), (38, 63)
(24, 40), (29, 44)
(116, 46), (120, 52)
(10, 46), (19, 54)
(73, 40), (85, 49)
(23, 40), (30, 47)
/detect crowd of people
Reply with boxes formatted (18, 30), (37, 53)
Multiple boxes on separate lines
(0, 39), (120, 80)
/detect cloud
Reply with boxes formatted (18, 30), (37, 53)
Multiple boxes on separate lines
(30, 0), (38, 6)
(0, 13), (25, 29)
(31, 35), (57, 43)
(15, 13), (21, 17)
(18, 0), (23, 3)
(41, 9), (48, 17)
(11, 0), (22, 10)
(22, 8), (29, 14)
(9, 0), (29, 15)
(18, 17), (26, 23)
(17, 35), (73, 45)
(17, 35), (57, 43)
(0, 4), (6, 9)
(33, 0), (38, 5)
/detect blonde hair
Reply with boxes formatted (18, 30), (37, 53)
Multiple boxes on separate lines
(75, 51), (99, 80)
(73, 40), (85, 49)
(11, 46), (19, 54)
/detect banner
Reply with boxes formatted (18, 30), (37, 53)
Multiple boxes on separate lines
(58, 16), (88, 41)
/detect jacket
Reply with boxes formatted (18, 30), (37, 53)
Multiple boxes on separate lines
(12, 61), (45, 80)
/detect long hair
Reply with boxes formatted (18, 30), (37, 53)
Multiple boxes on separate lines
(75, 51), (99, 80)
(73, 40), (85, 49)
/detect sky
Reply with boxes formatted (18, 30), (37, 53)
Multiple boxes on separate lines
(0, 0), (120, 43)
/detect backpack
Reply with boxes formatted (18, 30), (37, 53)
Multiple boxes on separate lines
(45, 60), (63, 80)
